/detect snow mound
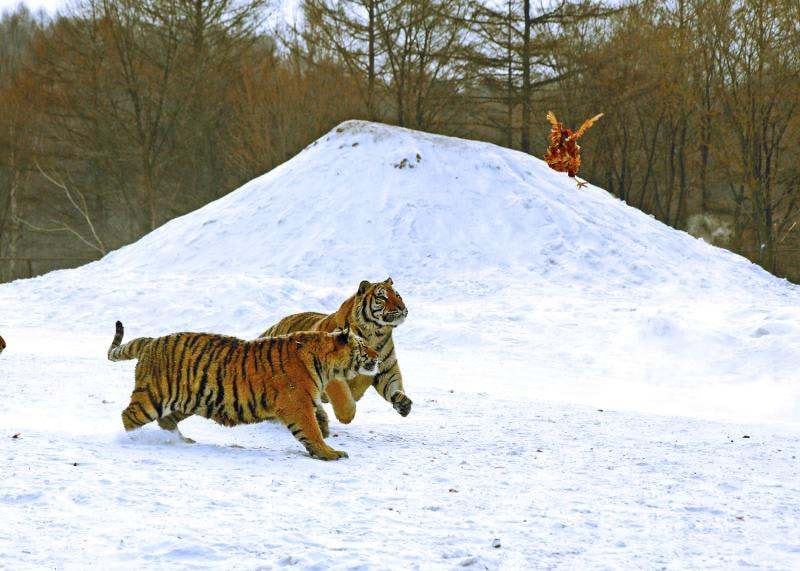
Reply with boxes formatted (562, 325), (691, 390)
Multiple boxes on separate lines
(2, 120), (799, 424)
(41, 120), (779, 287)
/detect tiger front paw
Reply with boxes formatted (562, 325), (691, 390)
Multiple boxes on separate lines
(333, 403), (356, 424)
(391, 392), (413, 417)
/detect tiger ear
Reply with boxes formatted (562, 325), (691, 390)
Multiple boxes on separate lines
(334, 327), (349, 345)
(385, 277), (393, 285)
(358, 280), (370, 295)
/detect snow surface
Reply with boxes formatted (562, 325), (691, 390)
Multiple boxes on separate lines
(1, 120), (799, 568)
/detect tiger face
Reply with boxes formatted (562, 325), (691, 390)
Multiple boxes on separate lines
(332, 327), (380, 379)
(358, 277), (408, 327)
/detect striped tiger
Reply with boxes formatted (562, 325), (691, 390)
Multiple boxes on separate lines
(0, 334), (5, 354)
(260, 277), (411, 421)
(108, 321), (379, 460)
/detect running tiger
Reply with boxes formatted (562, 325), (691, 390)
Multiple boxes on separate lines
(108, 321), (379, 460)
(260, 277), (411, 421)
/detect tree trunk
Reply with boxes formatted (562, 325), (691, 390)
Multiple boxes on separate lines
(7, 168), (20, 282)
(505, 0), (513, 148)
(520, 0), (531, 153)
(145, 164), (158, 231)
(674, 120), (688, 228)
(368, 0), (376, 120)
(699, 78), (712, 212)
(4, 123), (21, 281)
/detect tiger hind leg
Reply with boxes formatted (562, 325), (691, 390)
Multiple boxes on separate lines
(283, 401), (347, 461)
(314, 404), (330, 438)
(121, 390), (158, 432)
(157, 411), (195, 443)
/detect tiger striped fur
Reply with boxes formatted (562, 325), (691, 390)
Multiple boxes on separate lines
(108, 321), (379, 460)
(260, 277), (411, 420)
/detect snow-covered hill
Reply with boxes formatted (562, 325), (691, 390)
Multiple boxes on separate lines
(1, 121), (799, 568)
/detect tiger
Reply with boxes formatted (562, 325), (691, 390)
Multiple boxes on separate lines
(260, 277), (411, 424)
(0, 335), (5, 354)
(107, 321), (379, 460)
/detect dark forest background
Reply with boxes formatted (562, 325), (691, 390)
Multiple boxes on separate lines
(1, 0), (799, 282)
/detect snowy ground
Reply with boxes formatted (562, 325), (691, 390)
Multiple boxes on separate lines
(2, 342), (799, 569)
(0, 342), (800, 569)
(2, 121), (800, 568)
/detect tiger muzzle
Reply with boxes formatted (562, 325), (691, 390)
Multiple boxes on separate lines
(359, 358), (380, 376)
(385, 308), (407, 324)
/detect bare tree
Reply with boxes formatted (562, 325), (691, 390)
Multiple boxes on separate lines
(374, 0), (475, 129)
(713, 0), (800, 271)
(225, 37), (365, 181)
(17, 162), (107, 256)
(303, 0), (382, 120)
(0, 6), (41, 280)
(466, 0), (611, 152)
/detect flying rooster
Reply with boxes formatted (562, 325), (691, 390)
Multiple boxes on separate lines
(544, 111), (603, 188)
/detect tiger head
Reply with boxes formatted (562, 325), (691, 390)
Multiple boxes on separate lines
(331, 326), (380, 379)
(356, 277), (408, 328)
